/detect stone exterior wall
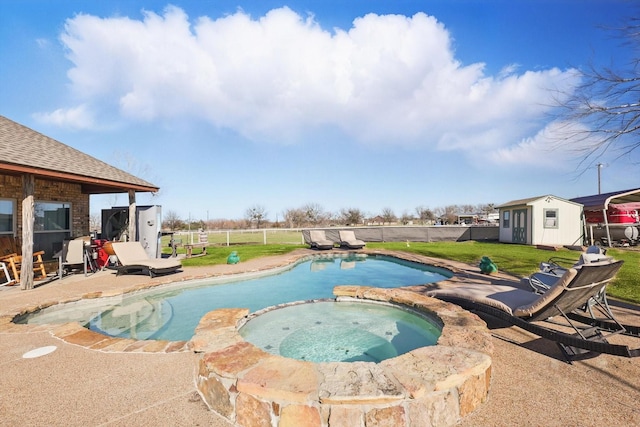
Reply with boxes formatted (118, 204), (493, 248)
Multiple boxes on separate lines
(0, 173), (90, 237)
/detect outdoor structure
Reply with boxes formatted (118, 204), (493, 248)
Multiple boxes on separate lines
(571, 188), (640, 247)
(497, 195), (583, 247)
(0, 115), (159, 289)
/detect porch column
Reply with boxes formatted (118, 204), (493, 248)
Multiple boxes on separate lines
(128, 190), (137, 242)
(20, 174), (35, 290)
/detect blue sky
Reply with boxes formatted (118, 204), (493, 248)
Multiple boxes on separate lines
(1, 0), (638, 222)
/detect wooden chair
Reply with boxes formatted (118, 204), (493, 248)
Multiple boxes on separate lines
(0, 236), (47, 284)
(0, 261), (12, 287)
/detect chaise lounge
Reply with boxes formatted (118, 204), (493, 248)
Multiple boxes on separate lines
(338, 230), (366, 249)
(112, 242), (182, 277)
(427, 259), (640, 361)
(309, 230), (335, 250)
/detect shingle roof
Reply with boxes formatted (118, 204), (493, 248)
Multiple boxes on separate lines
(0, 115), (158, 193)
(496, 195), (582, 208)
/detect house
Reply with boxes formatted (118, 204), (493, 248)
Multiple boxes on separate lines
(496, 195), (583, 246)
(0, 115), (159, 289)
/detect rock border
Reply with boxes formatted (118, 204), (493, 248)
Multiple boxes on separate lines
(193, 286), (493, 427)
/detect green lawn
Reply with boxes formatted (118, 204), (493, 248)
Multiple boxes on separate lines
(166, 240), (640, 304)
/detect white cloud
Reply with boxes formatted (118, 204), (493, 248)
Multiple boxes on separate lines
(49, 5), (580, 159)
(33, 104), (95, 130)
(488, 120), (599, 169)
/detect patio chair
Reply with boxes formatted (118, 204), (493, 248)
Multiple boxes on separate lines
(338, 230), (366, 249)
(58, 239), (88, 280)
(111, 241), (182, 277)
(427, 260), (640, 361)
(0, 235), (47, 284)
(309, 230), (335, 250)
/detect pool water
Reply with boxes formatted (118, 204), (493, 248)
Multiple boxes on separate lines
(240, 300), (442, 362)
(19, 254), (451, 341)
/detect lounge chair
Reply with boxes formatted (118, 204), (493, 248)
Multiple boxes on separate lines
(309, 230), (334, 250)
(427, 260), (640, 361)
(529, 245), (612, 293)
(338, 230), (366, 249)
(111, 242), (181, 277)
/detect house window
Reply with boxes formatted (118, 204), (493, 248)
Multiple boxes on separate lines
(0, 199), (15, 234)
(35, 202), (71, 232)
(502, 211), (510, 228)
(544, 209), (559, 228)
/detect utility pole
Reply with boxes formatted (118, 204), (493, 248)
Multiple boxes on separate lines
(597, 163), (604, 194)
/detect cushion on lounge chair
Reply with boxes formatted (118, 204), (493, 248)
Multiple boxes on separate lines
(513, 268), (578, 317)
(309, 230), (334, 250)
(112, 242), (181, 277)
(339, 230), (365, 249)
(427, 284), (541, 315)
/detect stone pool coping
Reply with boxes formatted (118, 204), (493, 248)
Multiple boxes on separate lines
(192, 286), (493, 427)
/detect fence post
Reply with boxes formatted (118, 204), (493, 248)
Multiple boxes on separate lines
(226, 231), (230, 247)
(263, 229), (267, 244)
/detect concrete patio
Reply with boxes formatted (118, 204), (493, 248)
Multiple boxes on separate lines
(1, 249), (639, 426)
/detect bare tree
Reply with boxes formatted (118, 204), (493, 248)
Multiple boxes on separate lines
(89, 213), (101, 233)
(303, 203), (325, 225)
(415, 206), (435, 225)
(555, 17), (640, 167)
(340, 208), (364, 226)
(380, 207), (396, 225)
(400, 210), (413, 225)
(245, 205), (268, 229)
(442, 205), (458, 225)
(283, 208), (306, 228)
(163, 210), (182, 231)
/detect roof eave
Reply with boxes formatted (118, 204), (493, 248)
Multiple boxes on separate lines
(0, 164), (158, 194)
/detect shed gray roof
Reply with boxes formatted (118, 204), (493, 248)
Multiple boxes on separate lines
(496, 195), (582, 209)
(0, 115), (158, 193)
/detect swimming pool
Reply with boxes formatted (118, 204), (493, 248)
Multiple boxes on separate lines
(19, 254), (452, 341)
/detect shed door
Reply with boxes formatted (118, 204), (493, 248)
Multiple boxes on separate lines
(512, 209), (527, 244)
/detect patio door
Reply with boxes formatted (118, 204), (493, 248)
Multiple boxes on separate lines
(512, 209), (527, 244)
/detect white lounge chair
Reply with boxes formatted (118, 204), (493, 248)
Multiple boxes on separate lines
(111, 242), (181, 277)
(338, 230), (366, 249)
(309, 230), (334, 250)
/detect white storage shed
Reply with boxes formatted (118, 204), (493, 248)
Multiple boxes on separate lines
(497, 195), (583, 246)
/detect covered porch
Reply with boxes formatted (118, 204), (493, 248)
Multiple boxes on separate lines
(0, 115), (159, 289)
